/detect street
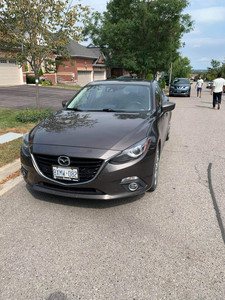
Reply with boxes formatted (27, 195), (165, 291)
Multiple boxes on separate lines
(1, 84), (225, 300)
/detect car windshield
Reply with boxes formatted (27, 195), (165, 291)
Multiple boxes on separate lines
(67, 84), (152, 112)
(172, 78), (189, 84)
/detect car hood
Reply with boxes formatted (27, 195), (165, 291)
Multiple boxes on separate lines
(30, 110), (151, 151)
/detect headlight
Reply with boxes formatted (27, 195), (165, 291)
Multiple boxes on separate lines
(22, 132), (31, 155)
(110, 138), (150, 164)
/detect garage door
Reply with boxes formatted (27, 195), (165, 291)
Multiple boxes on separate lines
(0, 59), (22, 86)
(77, 71), (92, 87)
(94, 71), (105, 81)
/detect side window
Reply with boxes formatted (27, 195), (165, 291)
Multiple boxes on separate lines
(155, 85), (162, 109)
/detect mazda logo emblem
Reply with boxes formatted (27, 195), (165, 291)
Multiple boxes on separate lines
(58, 156), (70, 166)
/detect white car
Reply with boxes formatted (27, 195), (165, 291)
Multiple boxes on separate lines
(206, 81), (213, 89)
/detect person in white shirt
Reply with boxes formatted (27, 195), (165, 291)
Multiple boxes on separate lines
(195, 76), (204, 98)
(211, 72), (225, 109)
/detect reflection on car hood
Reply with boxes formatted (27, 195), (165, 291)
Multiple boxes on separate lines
(30, 110), (151, 151)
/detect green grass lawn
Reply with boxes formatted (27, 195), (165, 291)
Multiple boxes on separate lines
(0, 108), (36, 134)
(0, 108), (37, 167)
(0, 138), (22, 168)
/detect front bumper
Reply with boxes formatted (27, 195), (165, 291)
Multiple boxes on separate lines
(20, 147), (156, 200)
(169, 88), (190, 96)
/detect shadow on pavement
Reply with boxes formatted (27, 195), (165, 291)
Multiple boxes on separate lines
(26, 184), (145, 209)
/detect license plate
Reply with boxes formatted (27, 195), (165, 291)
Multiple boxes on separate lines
(52, 166), (79, 181)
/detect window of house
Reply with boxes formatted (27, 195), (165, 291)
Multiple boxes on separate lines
(9, 60), (17, 64)
(0, 59), (7, 63)
(45, 58), (54, 73)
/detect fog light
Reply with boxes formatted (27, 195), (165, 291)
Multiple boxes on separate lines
(21, 166), (28, 179)
(128, 182), (139, 192)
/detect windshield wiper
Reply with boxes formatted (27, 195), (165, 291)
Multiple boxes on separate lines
(66, 107), (83, 111)
(102, 108), (117, 112)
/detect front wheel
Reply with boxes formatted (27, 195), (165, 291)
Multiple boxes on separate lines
(187, 89), (191, 97)
(149, 146), (160, 192)
(166, 120), (171, 141)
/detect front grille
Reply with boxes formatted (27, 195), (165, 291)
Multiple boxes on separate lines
(33, 154), (103, 183)
(39, 182), (105, 195)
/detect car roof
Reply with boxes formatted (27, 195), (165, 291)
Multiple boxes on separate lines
(88, 79), (154, 86)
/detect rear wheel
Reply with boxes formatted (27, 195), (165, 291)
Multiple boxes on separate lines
(149, 146), (160, 192)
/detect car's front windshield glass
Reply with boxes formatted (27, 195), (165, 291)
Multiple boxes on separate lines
(172, 78), (189, 84)
(67, 84), (152, 112)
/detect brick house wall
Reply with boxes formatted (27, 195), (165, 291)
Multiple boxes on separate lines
(56, 57), (94, 81)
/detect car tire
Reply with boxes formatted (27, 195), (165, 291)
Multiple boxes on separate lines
(187, 91), (190, 97)
(149, 146), (160, 192)
(166, 120), (171, 141)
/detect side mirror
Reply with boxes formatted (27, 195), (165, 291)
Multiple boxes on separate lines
(62, 100), (69, 108)
(162, 101), (176, 112)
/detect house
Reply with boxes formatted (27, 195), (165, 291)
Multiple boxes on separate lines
(0, 39), (107, 87)
(55, 41), (107, 86)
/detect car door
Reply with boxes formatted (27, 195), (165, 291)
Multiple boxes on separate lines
(155, 83), (169, 147)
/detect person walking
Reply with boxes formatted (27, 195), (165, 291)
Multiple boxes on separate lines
(195, 76), (204, 98)
(211, 72), (225, 109)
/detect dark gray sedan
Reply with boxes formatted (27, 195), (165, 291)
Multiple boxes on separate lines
(169, 78), (191, 97)
(20, 80), (175, 200)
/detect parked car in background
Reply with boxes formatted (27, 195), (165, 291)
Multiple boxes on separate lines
(20, 79), (175, 200)
(117, 75), (138, 79)
(169, 78), (191, 97)
(206, 81), (213, 89)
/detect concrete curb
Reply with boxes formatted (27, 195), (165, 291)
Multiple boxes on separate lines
(0, 176), (23, 197)
(0, 158), (22, 197)
(0, 158), (21, 182)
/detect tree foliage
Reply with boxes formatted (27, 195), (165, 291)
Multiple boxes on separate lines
(83, 0), (193, 78)
(172, 55), (192, 79)
(0, 0), (89, 110)
(207, 59), (222, 80)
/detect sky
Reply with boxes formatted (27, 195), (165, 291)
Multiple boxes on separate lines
(78, 0), (225, 71)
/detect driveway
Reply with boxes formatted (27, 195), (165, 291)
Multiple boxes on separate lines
(0, 85), (79, 111)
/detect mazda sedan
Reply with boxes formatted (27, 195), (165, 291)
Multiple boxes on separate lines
(20, 80), (175, 200)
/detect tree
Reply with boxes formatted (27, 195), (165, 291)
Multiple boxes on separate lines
(172, 55), (192, 79)
(0, 0), (89, 111)
(219, 59), (225, 78)
(207, 59), (221, 80)
(83, 0), (193, 78)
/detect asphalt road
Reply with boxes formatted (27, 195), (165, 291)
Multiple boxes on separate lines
(1, 84), (225, 300)
(0, 85), (78, 111)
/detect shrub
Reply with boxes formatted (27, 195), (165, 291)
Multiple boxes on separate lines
(15, 109), (54, 123)
(41, 80), (51, 86)
(145, 73), (153, 80)
(26, 76), (35, 84)
(161, 78), (166, 89)
(111, 75), (117, 79)
(38, 68), (43, 77)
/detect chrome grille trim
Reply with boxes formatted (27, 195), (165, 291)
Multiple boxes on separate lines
(31, 153), (108, 186)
